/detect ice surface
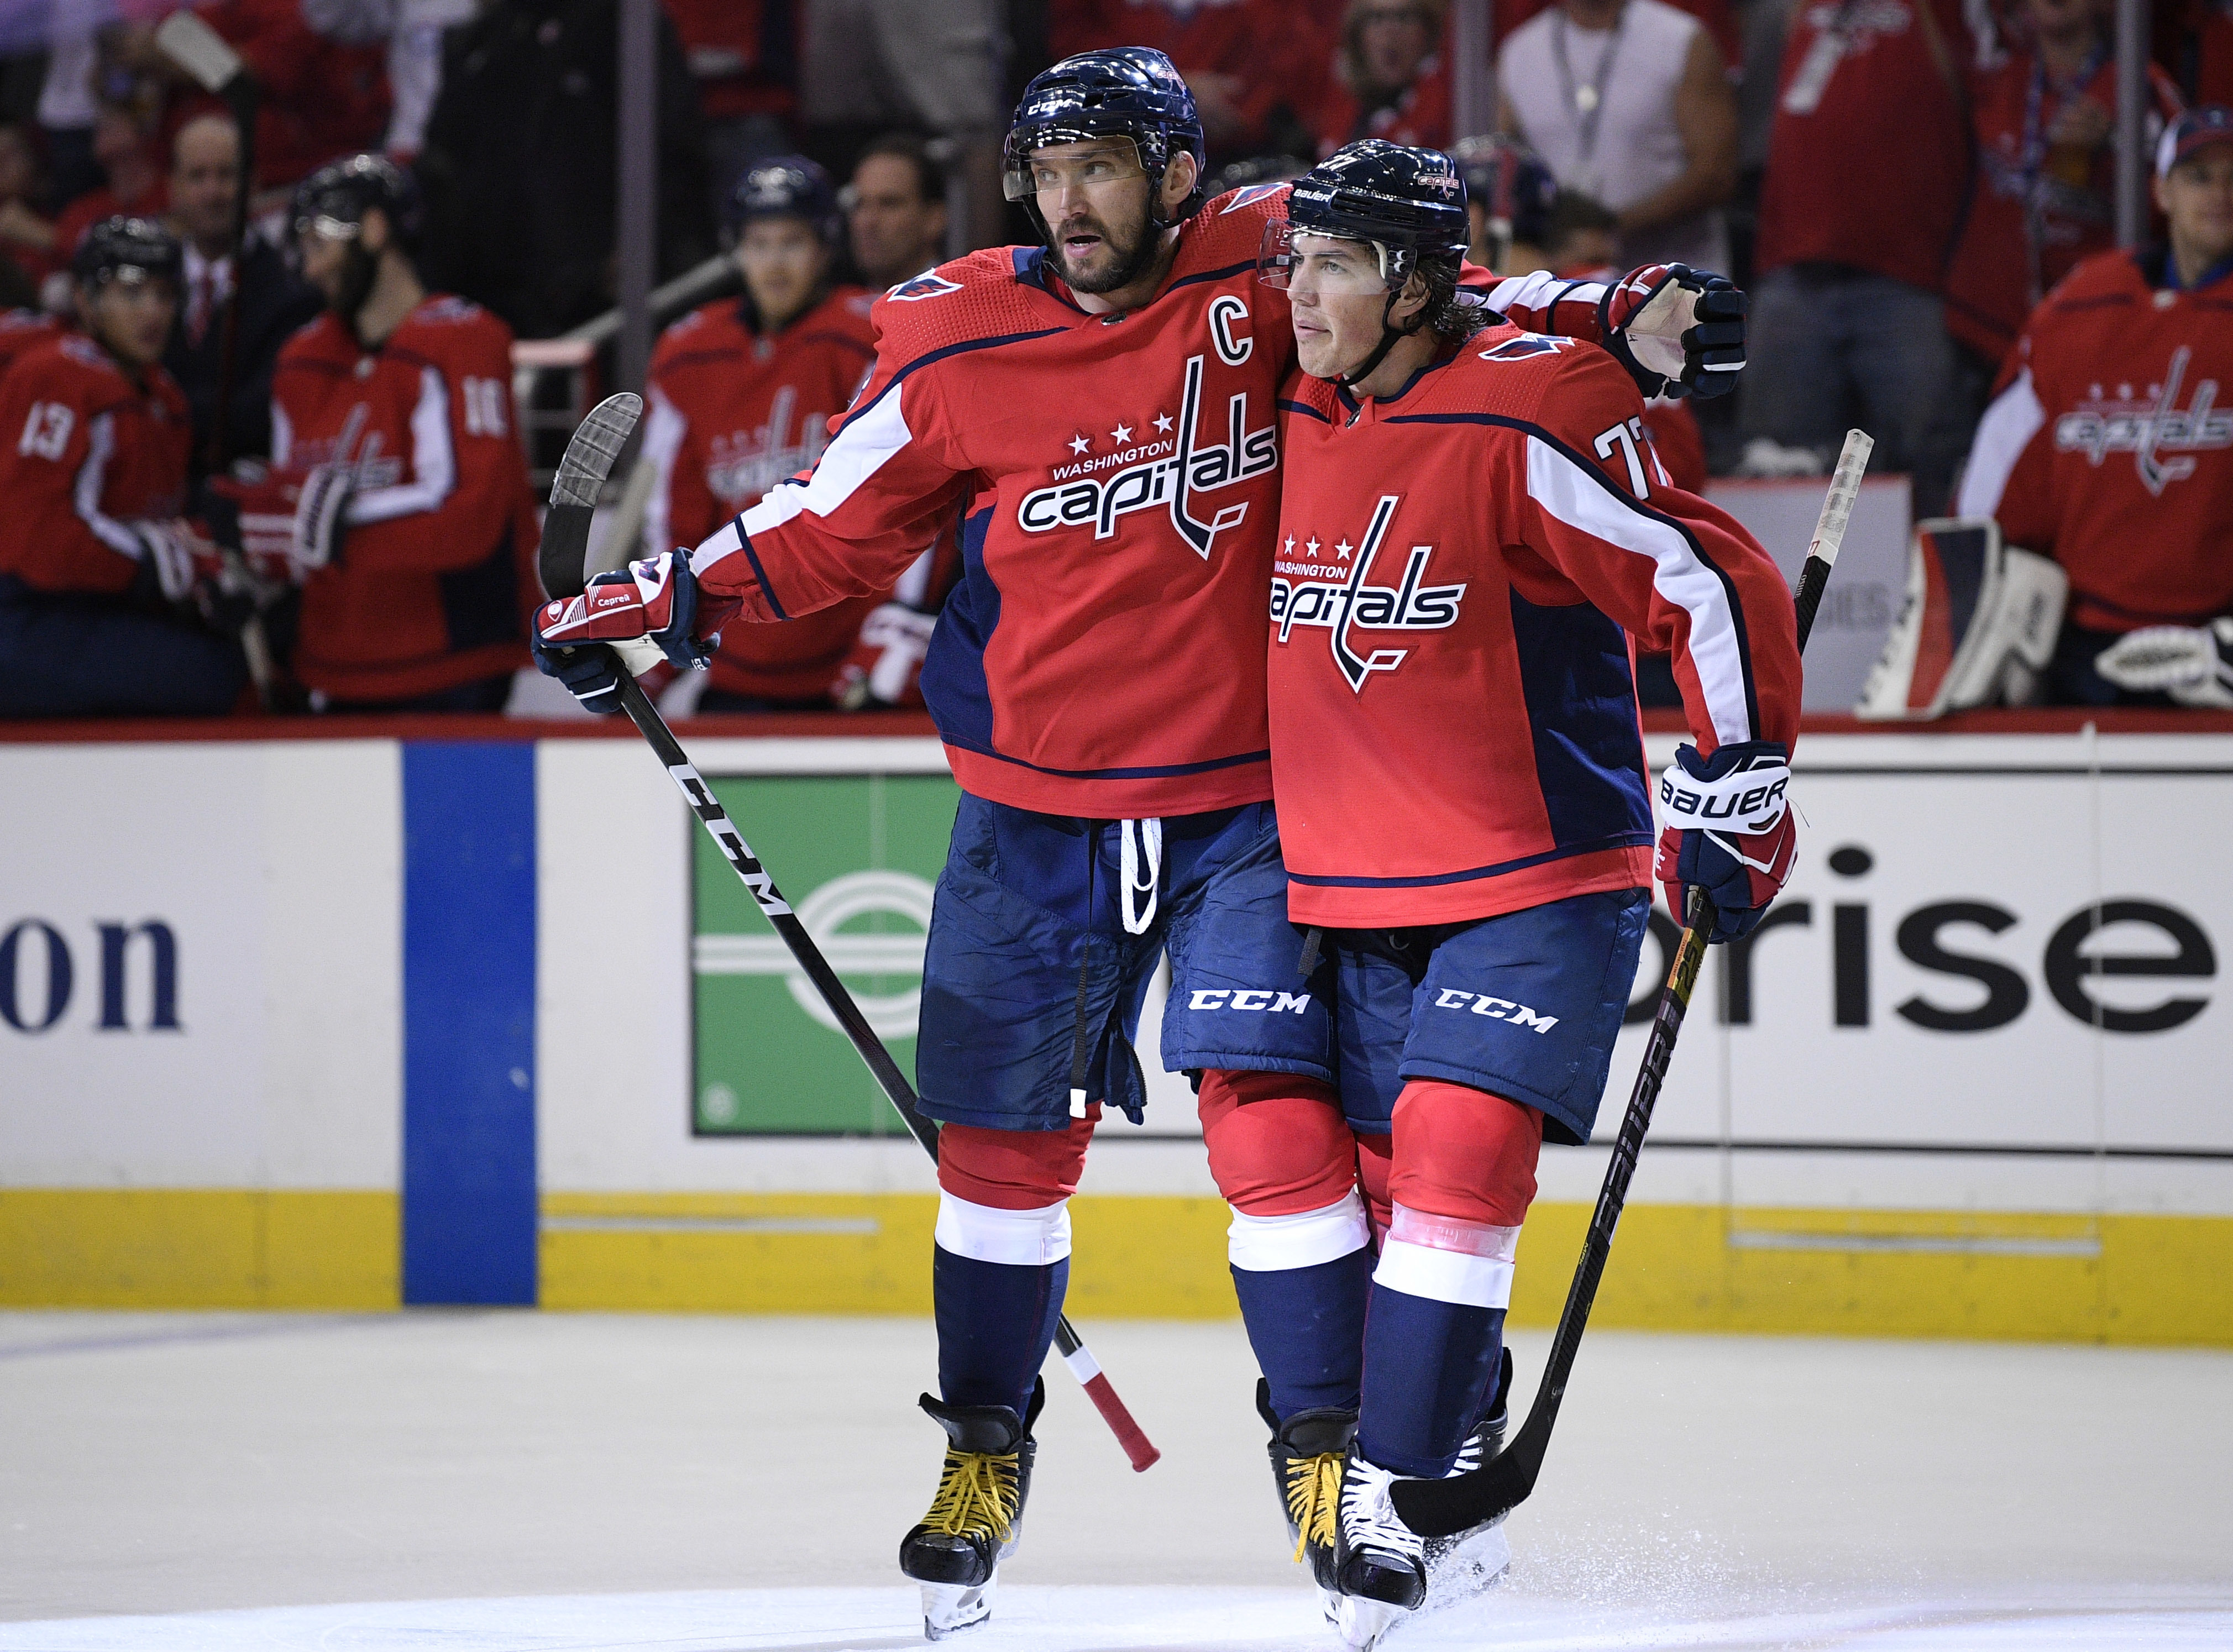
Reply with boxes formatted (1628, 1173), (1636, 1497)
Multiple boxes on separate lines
(2, 1313), (2226, 1649)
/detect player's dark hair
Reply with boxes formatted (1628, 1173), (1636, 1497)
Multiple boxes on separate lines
(855, 133), (946, 208)
(1417, 254), (1491, 345)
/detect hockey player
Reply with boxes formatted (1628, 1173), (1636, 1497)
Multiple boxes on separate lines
(1957, 105), (2233, 705)
(1255, 142), (1799, 1644)
(0, 217), (246, 717)
(642, 156), (939, 710)
(530, 48), (1747, 1640)
(233, 154), (541, 711)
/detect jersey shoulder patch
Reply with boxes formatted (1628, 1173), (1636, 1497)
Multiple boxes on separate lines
(1213, 181), (1291, 214)
(1439, 327), (1636, 432)
(413, 294), (488, 327)
(1180, 184), (1286, 274)
(869, 245), (1064, 372)
(883, 268), (964, 303)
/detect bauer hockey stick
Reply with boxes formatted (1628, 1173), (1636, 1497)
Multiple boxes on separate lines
(1394, 428), (1875, 1539)
(542, 395), (1162, 1472)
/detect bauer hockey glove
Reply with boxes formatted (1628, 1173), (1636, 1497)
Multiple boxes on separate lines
(1654, 740), (1797, 943)
(1601, 264), (1748, 401)
(532, 549), (714, 714)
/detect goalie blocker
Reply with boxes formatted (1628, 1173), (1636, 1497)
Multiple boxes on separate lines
(1858, 518), (2067, 721)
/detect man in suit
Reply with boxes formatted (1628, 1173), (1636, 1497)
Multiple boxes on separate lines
(161, 112), (321, 479)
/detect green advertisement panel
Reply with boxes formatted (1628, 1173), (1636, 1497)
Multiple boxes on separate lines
(692, 773), (961, 1135)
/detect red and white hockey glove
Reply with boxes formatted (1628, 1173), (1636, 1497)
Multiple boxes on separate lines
(1601, 263), (1748, 401)
(1654, 740), (1796, 943)
(208, 465), (347, 583)
(532, 549), (714, 714)
(831, 600), (936, 709)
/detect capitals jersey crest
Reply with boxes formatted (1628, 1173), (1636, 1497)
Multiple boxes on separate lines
(1271, 493), (1467, 689)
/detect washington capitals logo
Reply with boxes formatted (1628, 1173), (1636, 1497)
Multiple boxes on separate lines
(887, 270), (962, 301)
(1270, 494), (1467, 689)
(1015, 353), (1276, 558)
(2053, 347), (2231, 496)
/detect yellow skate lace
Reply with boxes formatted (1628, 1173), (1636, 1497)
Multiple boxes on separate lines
(923, 1447), (1021, 1543)
(1284, 1451), (1343, 1564)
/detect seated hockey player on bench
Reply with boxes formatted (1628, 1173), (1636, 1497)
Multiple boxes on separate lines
(1239, 141), (1801, 1648)
(1953, 104), (2233, 709)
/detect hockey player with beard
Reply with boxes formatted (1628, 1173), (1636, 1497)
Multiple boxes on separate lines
(1254, 141), (1799, 1647)
(642, 156), (943, 710)
(530, 48), (1748, 1641)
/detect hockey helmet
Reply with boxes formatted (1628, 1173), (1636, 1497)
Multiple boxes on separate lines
(290, 152), (423, 249)
(1450, 134), (1557, 253)
(726, 154), (844, 248)
(1260, 140), (1470, 294)
(1002, 48), (1207, 236)
(71, 214), (182, 290)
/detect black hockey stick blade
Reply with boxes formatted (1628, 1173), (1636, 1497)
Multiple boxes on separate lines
(541, 392), (643, 601)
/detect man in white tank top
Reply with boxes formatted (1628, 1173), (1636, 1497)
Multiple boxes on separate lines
(1496, 0), (1737, 274)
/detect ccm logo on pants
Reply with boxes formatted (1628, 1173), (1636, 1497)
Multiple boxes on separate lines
(1434, 988), (1559, 1032)
(1189, 989), (1312, 1013)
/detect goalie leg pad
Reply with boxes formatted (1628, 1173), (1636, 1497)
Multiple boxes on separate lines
(1859, 518), (2068, 720)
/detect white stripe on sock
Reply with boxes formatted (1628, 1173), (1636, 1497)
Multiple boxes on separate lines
(1228, 1189), (1371, 1272)
(935, 1191), (1072, 1267)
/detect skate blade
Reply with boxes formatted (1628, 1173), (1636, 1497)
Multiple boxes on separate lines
(1424, 1521), (1512, 1606)
(1334, 1592), (1415, 1651)
(920, 1575), (994, 1640)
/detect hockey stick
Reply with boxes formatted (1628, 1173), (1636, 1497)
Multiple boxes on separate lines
(542, 395), (1162, 1472)
(1393, 428), (1874, 1539)
(156, 10), (279, 709)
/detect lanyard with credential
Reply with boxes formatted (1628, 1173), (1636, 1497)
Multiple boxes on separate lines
(1551, 2), (1632, 175)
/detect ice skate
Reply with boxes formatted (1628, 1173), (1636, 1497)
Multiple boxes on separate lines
(1333, 1447), (1428, 1649)
(898, 1379), (1041, 1640)
(1423, 1348), (1514, 1601)
(1255, 1379), (1354, 1624)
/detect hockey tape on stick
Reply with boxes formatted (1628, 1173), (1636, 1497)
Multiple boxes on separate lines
(1792, 429), (1872, 646)
(155, 11), (246, 93)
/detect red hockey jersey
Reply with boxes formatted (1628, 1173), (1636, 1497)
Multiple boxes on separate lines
(1957, 249), (2233, 632)
(271, 296), (542, 702)
(0, 309), (63, 382)
(0, 333), (190, 597)
(688, 183), (1622, 817)
(1270, 328), (1800, 928)
(644, 287), (886, 704)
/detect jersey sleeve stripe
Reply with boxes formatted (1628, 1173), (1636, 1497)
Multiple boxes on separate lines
(72, 412), (144, 558)
(349, 365), (455, 525)
(1521, 431), (1758, 744)
(829, 325), (1067, 438)
(1954, 366), (2045, 521)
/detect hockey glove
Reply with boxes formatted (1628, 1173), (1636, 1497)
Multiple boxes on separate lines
(131, 520), (203, 604)
(1653, 740), (1796, 943)
(1601, 264), (1748, 401)
(2093, 619), (2233, 707)
(532, 549), (714, 714)
(209, 464), (348, 582)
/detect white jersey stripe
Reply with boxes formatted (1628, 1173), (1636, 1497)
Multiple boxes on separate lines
(1955, 366), (2046, 521)
(349, 365), (455, 525)
(638, 384), (686, 558)
(72, 411), (145, 558)
(696, 386), (915, 584)
(1524, 432), (1755, 746)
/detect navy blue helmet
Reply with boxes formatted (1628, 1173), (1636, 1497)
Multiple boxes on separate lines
(71, 214), (182, 290)
(291, 152), (423, 249)
(1277, 140), (1470, 290)
(1002, 48), (1207, 238)
(727, 154), (843, 248)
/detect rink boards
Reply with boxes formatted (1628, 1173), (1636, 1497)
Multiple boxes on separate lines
(2, 719), (2231, 1344)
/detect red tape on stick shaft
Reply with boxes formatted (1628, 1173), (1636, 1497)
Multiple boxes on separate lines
(1082, 1374), (1162, 1472)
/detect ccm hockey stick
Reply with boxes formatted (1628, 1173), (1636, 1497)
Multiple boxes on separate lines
(542, 395), (1161, 1472)
(1394, 428), (1874, 1539)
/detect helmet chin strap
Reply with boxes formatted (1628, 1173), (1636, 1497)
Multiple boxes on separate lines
(1335, 289), (1425, 390)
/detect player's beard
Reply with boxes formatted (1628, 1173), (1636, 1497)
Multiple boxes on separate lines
(1049, 201), (1161, 296)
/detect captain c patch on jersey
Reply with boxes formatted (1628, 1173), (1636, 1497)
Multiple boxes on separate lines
(1271, 492), (1467, 690)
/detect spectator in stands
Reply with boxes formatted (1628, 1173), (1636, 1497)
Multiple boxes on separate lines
(1739, 0), (1983, 512)
(1542, 188), (1623, 274)
(665, 0), (799, 211)
(229, 155), (541, 711)
(418, 0), (711, 338)
(1497, 0), (1738, 274)
(192, 0), (392, 190)
(0, 218), (247, 718)
(846, 132), (946, 291)
(161, 112), (321, 479)
(1955, 105), (2233, 705)
(46, 105), (167, 302)
(1051, 0), (1330, 163)
(2176, 0), (2232, 105)
(1312, 0), (1451, 156)
(1451, 133), (1558, 271)
(1944, 0), (2183, 380)
(0, 124), (56, 302)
